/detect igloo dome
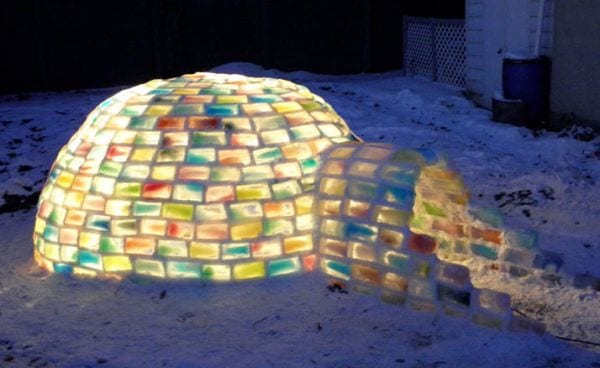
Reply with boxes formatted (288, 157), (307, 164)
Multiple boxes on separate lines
(33, 72), (357, 280)
(32, 71), (555, 332)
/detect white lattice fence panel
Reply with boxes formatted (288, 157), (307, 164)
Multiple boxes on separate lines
(404, 22), (435, 80)
(404, 17), (466, 88)
(435, 23), (466, 87)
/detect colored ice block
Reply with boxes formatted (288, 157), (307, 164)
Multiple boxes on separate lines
(166, 221), (194, 239)
(60, 245), (79, 263)
(151, 165), (176, 180)
(142, 183), (173, 199)
(272, 180), (302, 200)
(230, 202), (263, 220)
(111, 219), (137, 236)
(319, 238), (348, 258)
(231, 221), (263, 241)
(374, 206), (409, 226)
(222, 243), (251, 259)
(505, 229), (538, 250)
(319, 177), (346, 196)
(190, 242), (220, 260)
(233, 261), (265, 280)
(173, 183), (204, 202)
(201, 264), (231, 281)
(158, 240), (188, 257)
(140, 219), (167, 236)
(167, 261), (202, 278)
(236, 183), (271, 201)
(384, 251), (410, 272)
(253, 115), (287, 131)
(79, 250), (103, 271)
(242, 165), (274, 182)
(125, 237), (156, 255)
(105, 200), (131, 216)
(178, 166), (210, 181)
(99, 236), (124, 253)
(264, 219), (294, 236)
(321, 258), (351, 280)
(103, 255), (133, 272)
(261, 129), (290, 145)
(273, 162), (302, 179)
(283, 234), (313, 254)
(471, 243), (498, 260)
(162, 203), (194, 221)
(408, 233), (437, 255)
(320, 219), (346, 238)
(210, 167), (241, 182)
(268, 257), (301, 277)
(348, 181), (377, 200)
(196, 223), (229, 240)
(162, 132), (189, 146)
(253, 147), (283, 164)
(251, 239), (282, 258)
(191, 132), (226, 146)
(205, 104), (239, 117)
(135, 259), (165, 278)
(346, 222), (378, 242)
(133, 201), (161, 216)
(157, 148), (186, 163)
(231, 133), (259, 147)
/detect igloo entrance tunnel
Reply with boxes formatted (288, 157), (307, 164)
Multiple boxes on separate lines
(33, 72), (554, 332)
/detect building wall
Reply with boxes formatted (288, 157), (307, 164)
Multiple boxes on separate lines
(529, 0), (554, 56)
(465, 0), (487, 101)
(550, 0), (600, 128)
(465, 0), (553, 108)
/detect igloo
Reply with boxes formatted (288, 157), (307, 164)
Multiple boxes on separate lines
(32, 72), (551, 332)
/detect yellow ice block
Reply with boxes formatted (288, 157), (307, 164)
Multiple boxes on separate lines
(236, 183), (271, 200)
(151, 165), (176, 180)
(190, 242), (220, 260)
(44, 242), (60, 261)
(145, 105), (172, 116)
(64, 191), (84, 208)
(56, 172), (75, 188)
(79, 231), (100, 250)
(295, 194), (314, 215)
(216, 95), (248, 104)
(103, 255), (133, 272)
(283, 234), (313, 254)
(319, 177), (347, 196)
(131, 148), (156, 162)
(231, 221), (263, 241)
(348, 161), (378, 178)
(233, 261), (266, 280)
(105, 200), (132, 216)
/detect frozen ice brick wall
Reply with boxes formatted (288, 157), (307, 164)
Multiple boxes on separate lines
(314, 142), (546, 331)
(32, 73), (357, 281)
(410, 155), (562, 277)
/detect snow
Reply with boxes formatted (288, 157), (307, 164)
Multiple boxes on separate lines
(504, 52), (538, 61)
(493, 90), (521, 103)
(0, 62), (599, 367)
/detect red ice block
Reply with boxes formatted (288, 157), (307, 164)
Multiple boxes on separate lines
(408, 233), (437, 254)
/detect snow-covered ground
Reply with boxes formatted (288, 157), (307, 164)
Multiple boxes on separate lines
(0, 63), (598, 367)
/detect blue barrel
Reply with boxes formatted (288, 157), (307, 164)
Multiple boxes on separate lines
(502, 56), (551, 128)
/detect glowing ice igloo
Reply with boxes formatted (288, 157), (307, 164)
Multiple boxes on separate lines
(33, 72), (555, 332)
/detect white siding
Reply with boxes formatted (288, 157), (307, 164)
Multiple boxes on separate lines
(465, 0), (485, 98)
(465, 0), (554, 108)
(528, 0), (554, 56)
(551, 0), (600, 127)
